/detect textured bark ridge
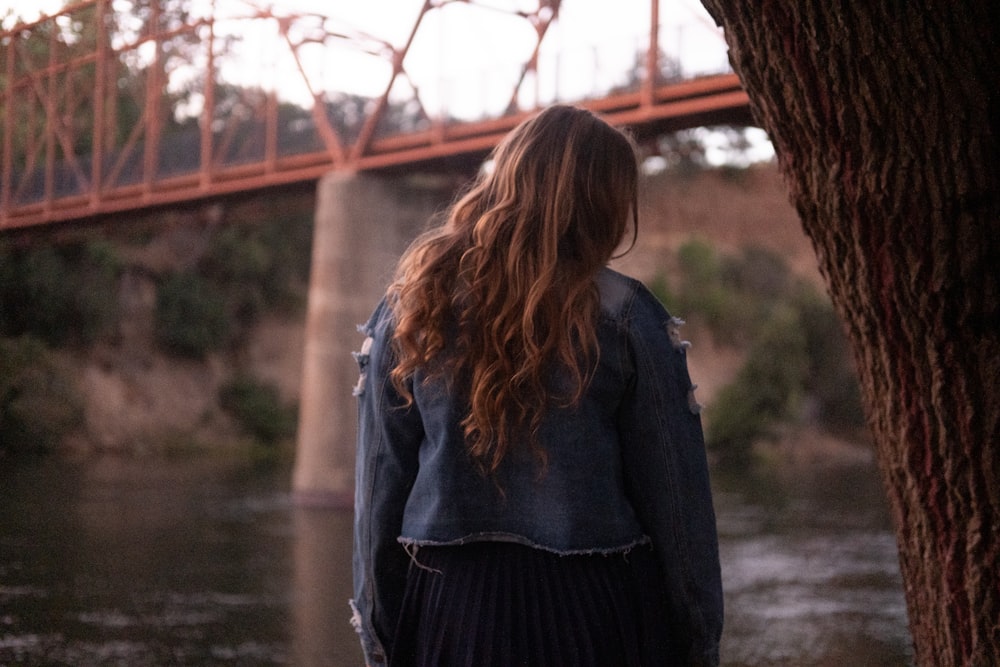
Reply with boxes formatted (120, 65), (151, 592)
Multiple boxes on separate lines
(698, 1), (999, 664)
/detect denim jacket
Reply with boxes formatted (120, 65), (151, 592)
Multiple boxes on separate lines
(351, 267), (723, 667)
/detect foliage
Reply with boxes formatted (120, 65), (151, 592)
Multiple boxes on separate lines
(0, 336), (84, 455)
(663, 239), (757, 345)
(705, 307), (809, 466)
(790, 285), (867, 433)
(0, 205), (313, 451)
(639, 127), (772, 174)
(611, 46), (685, 94)
(199, 213), (312, 320)
(657, 239), (864, 462)
(0, 239), (122, 346)
(2, 4), (97, 164)
(152, 212), (312, 358)
(154, 270), (230, 358)
(218, 375), (297, 446)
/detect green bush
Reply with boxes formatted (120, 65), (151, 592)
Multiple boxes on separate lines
(74, 241), (123, 343)
(670, 239), (747, 341)
(790, 284), (866, 432)
(152, 214), (312, 358)
(0, 239), (121, 346)
(218, 375), (297, 446)
(657, 239), (865, 461)
(200, 215), (312, 318)
(670, 240), (793, 345)
(1, 213), (312, 364)
(647, 274), (674, 309)
(154, 270), (230, 357)
(0, 336), (84, 455)
(706, 307), (809, 466)
(676, 238), (721, 287)
(200, 225), (271, 330)
(4, 245), (71, 340)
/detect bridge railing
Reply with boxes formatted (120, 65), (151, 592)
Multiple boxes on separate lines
(1, 0), (747, 230)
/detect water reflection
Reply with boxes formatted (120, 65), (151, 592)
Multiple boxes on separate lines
(0, 457), (360, 666)
(715, 466), (912, 666)
(0, 455), (911, 666)
(290, 507), (360, 667)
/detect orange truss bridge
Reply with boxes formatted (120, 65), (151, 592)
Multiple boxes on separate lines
(1, 0), (751, 230)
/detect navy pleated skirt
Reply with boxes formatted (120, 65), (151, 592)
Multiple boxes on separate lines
(389, 541), (684, 667)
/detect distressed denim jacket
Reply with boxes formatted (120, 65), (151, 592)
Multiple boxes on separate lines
(351, 267), (723, 667)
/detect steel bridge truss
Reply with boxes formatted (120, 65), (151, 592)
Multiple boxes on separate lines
(1, 0), (750, 230)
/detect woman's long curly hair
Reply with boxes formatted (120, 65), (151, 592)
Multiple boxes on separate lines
(388, 105), (639, 472)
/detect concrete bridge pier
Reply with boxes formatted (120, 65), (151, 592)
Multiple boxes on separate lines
(292, 171), (456, 506)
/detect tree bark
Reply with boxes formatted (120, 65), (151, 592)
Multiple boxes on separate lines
(698, 1), (999, 664)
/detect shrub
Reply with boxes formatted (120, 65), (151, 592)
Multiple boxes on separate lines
(672, 239), (733, 333)
(3, 244), (71, 341)
(669, 239), (763, 345)
(73, 241), (123, 343)
(0, 239), (121, 346)
(790, 284), (866, 432)
(200, 225), (271, 330)
(152, 213), (312, 358)
(154, 270), (230, 357)
(0, 336), (83, 455)
(659, 238), (865, 453)
(706, 307), (809, 466)
(218, 375), (297, 446)
(200, 214), (312, 318)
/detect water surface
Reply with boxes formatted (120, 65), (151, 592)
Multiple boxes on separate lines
(0, 454), (911, 666)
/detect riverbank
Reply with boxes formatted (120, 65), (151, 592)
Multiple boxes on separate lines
(3, 163), (871, 464)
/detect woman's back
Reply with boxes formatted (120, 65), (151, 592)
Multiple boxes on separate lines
(387, 267), (647, 552)
(351, 106), (723, 667)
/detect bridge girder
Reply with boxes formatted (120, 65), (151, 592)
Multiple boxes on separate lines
(1, 0), (750, 230)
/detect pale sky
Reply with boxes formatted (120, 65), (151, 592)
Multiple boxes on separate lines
(3, 0), (772, 163)
(3, 0), (731, 117)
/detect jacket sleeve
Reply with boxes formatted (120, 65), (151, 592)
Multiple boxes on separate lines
(351, 299), (423, 667)
(616, 286), (724, 667)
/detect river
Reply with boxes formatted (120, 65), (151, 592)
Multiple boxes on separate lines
(0, 454), (912, 666)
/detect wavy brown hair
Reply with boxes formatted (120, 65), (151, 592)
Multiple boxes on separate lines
(388, 105), (639, 472)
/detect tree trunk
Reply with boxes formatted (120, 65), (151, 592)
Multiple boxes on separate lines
(698, 1), (1000, 664)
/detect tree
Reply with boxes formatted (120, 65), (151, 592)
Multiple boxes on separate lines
(697, 1), (999, 664)
(1, 0), (206, 195)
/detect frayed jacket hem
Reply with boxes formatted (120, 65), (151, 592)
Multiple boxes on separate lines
(398, 532), (652, 556)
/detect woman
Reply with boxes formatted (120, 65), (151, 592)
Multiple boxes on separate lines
(351, 105), (722, 667)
